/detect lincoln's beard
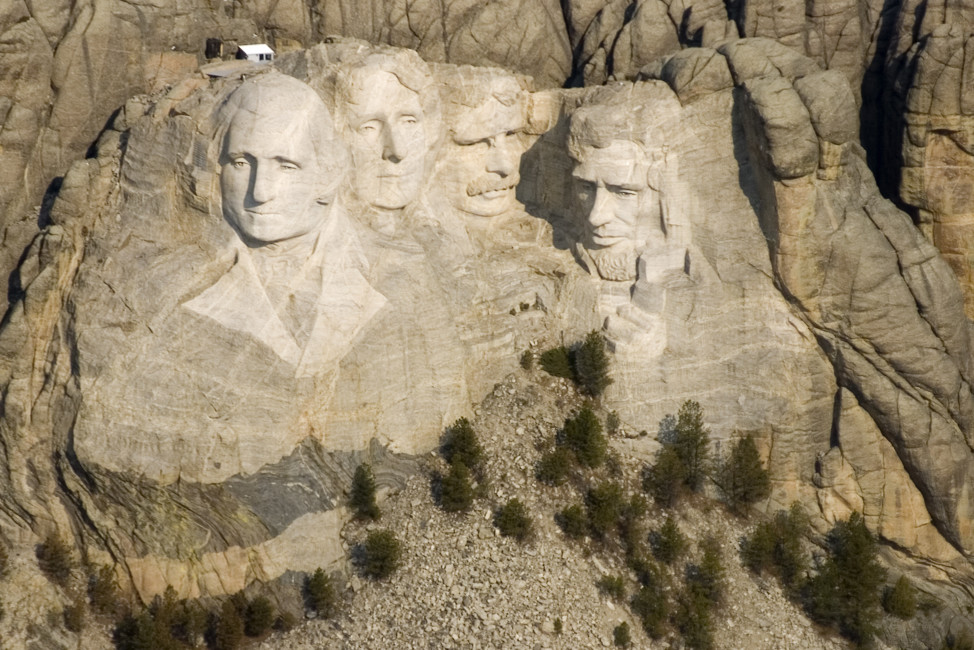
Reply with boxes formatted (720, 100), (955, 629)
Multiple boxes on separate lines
(588, 243), (638, 282)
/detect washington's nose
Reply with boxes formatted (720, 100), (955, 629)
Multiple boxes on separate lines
(250, 163), (276, 204)
(382, 126), (405, 164)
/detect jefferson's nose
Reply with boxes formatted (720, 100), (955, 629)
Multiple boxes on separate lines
(382, 126), (405, 164)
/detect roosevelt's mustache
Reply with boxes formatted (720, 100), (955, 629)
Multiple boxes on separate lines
(466, 172), (520, 197)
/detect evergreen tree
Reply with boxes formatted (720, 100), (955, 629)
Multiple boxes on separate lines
(539, 345), (573, 379)
(212, 599), (244, 650)
(440, 460), (474, 513)
(613, 621), (631, 647)
(597, 574), (627, 601)
(495, 498), (533, 541)
(557, 504), (588, 539)
(651, 516), (687, 564)
(586, 482), (625, 540)
(882, 576), (917, 620)
(89, 564), (120, 615)
(673, 400), (709, 491)
(644, 445), (685, 508)
(806, 512), (885, 645)
(631, 565), (669, 639)
(741, 503), (808, 593)
(350, 462), (380, 520)
(718, 434), (770, 511)
(305, 568), (337, 618)
(64, 596), (86, 633)
(363, 530), (402, 580)
(564, 406), (607, 468)
(244, 596), (275, 637)
(574, 330), (613, 397)
(687, 536), (724, 606)
(442, 418), (483, 470)
(675, 587), (714, 650)
(536, 446), (574, 485)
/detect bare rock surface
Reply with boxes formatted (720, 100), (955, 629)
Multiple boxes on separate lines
(0, 35), (973, 649)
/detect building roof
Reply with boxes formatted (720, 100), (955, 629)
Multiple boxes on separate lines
(238, 44), (274, 56)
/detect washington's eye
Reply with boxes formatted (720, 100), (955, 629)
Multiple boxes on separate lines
(231, 158), (248, 169)
(401, 115), (419, 125)
(280, 161), (300, 172)
(358, 120), (380, 134)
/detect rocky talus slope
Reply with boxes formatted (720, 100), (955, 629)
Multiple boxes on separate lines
(258, 370), (848, 650)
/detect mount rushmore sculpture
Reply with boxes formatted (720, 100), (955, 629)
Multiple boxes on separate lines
(1, 37), (973, 609)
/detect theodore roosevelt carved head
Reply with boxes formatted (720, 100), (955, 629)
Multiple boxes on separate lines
(437, 67), (528, 218)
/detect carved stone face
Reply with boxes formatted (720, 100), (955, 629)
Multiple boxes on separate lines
(572, 140), (656, 281)
(440, 95), (526, 217)
(220, 99), (327, 245)
(343, 69), (428, 210)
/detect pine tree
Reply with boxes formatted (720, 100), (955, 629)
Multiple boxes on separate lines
(574, 330), (613, 397)
(673, 400), (710, 492)
(882, 576), (916, 620)
(651, 516), (686, 564)
(806, 512), (885, 645)
(363, 530), (402, 579)
(631, 565), (669, 639)
(305, 568), (337, 618)
(557, 504), (588, 539)
(536, 446), (574, 485)
(613, 621), (631, 647)
(350, 463), (380, 520)
(586, 482), (625, 540)
(89, 565), (120, 616)
(539, 345), (573, 378)
(687, 536), (724, 606)
(442, 418), (483, 470)
(213, 599), (244, 650)
(564, 406), (607, 468)
(718, 434), (771, 512)
(440, 460), (474, 512)
(644, 445), (686, 508)
(495, 499), (533, 541)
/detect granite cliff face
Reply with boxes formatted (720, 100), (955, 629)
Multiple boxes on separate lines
(2, 7), (974, 647)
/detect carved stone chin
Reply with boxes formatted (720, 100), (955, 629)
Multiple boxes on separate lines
(587, 244), (639, 282)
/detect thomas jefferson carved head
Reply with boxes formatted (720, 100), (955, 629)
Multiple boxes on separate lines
(336, 50), (440, 211)
(217, 74), (346, 246)
(438, 67), (528, 218)
(567, 84), (675, 282)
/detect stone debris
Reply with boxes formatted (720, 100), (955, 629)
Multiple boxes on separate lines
(261, 373), (852, 650)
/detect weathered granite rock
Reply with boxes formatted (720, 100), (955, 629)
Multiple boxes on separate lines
(728, 41), (974, 562)
(2, 40), (974, 641)
(892, 24), (974, 319)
